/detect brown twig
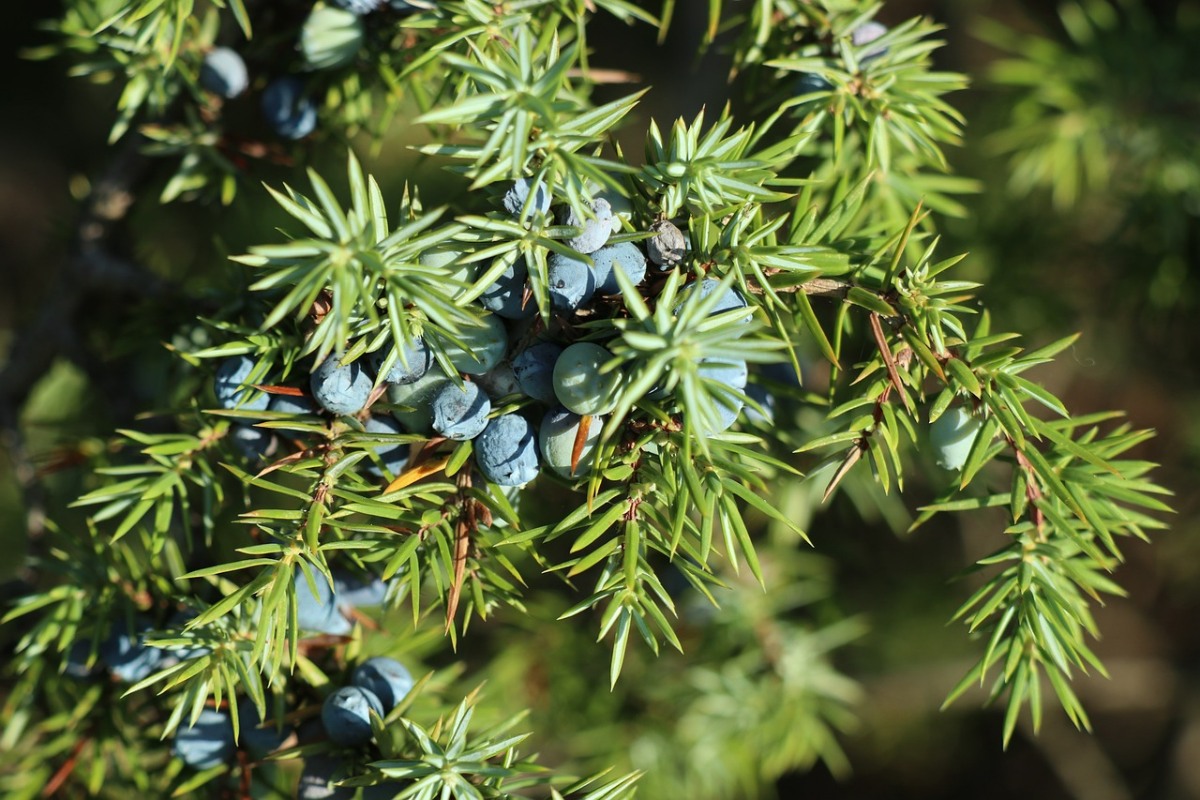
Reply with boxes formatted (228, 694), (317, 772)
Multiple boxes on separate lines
(869, 311), (911, 411)
(41, 735), (90, 797)
(744, 275), (853, 298)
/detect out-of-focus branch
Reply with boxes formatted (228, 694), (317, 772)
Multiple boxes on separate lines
(0, 137), (164, 575)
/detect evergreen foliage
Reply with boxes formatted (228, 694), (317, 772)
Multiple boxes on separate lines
(1, 0), (1176, 797)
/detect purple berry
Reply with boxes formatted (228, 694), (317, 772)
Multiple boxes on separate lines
(697, 358), (748, 392)
(165, 610), (212, 661)
(388, 0), (431, 11)
(695, 358), (747, 434)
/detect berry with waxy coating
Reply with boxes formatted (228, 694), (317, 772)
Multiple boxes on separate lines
(334, 0), (384, 14)
(387, 367), (452, 433)
(697, 395), (743, 435)
(310, 353), (373, 416)
(762, 360), (801, 386)
(261, 77), (318, 139)
(697, 358), (748, 392)
(430, 381), (491, 441)
(591, 241), (647, 294)
(165, 610), (212, 661)
(215, 355), (269, 413)
(369, 337), (432, 385)
(299, 754), (355, 800)
(172, 708), (236, 769)
(475, 414), (539, 486)
(851, 20), (889, 62)
(512, 342), (562, 405)
(301, 6), (366, 71)
(646, 220), (686, 268)
(596, 190), (633, 233)
(744, 362), (798, 424)
(793, 72), (833, 97)
(334, 570), (389, 607)
(539, 407), (602, 478)
(930, 406), (983, 471)
(321, 685), (384, 747)
(238, 698), (294, 757)
(561, 198), (613, 254)
(438, 314), (507, 375)
(294, 566), (352, 635)
(363, 414), (408, 478)
(232, 424), (276, 462)
(552, 342), (621, 416)
(479, 257), (537, 320)
(744, 382), (774, 424)
(101, 620), (165, 683)
(419, 246), (478, 289)
(269, 393), (319, 415)
(352, 656), (415, 712)
(695, 358), (748, 434)
(503, 177), (551, 217)
(676, 278), (751, 325)
(64, 638), (97, 679)
(546, 252), (597, 312)
(475, 359), (521, 399)
(200, 48), (249, 99)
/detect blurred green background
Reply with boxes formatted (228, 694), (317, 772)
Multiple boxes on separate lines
(1, 0), (1197, 797)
